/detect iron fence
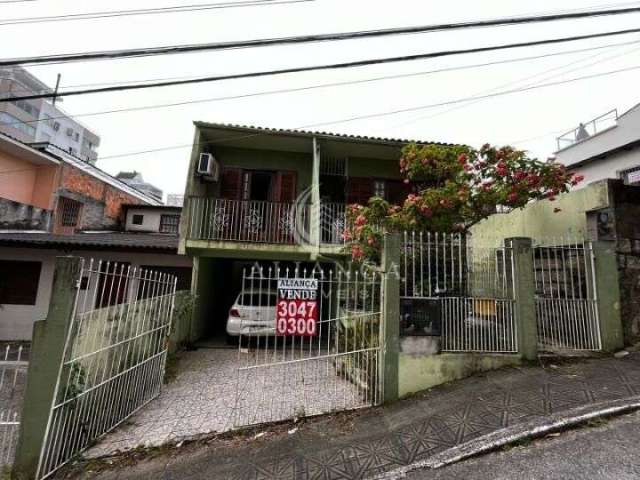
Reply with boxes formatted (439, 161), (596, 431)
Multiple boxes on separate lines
(37, 260), (177, 479)
(233, 264), (383, 428)
(400, 232), (517, 353)
(0, 344), (27, 467)
(534, 241), (601, 351)
(187, 197), (309, 244)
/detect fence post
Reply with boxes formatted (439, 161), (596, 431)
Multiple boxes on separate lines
(381, 233), (400, 403)
(591, 241), (624, 352)
(506, 237), (538, 361)
(13, 256), (82, 480)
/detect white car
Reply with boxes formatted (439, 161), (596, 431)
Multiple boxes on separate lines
(226, 290), (277, 337)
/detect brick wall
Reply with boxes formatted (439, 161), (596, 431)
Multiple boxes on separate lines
(58, 164), (145, 231)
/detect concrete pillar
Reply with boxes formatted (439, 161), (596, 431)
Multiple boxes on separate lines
(506, 237), (538, 361)
(310, 137), (321, 252)
(591, 241), (624, 352)
(381, 233), (401, 403)
(13, 256), (83, 480)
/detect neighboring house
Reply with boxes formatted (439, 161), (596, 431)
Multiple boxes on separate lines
(554, 104), (640, 187)
(116, 171), (163, 202)
(0, 132), (162, 232)
(124, 204), (181, 234)
(0, 229), (192, 341)
(179, 121), (451, 341)
(0, 66), (100, 163)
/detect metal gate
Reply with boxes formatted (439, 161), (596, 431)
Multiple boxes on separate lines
(534, 241), (602, 351)
(37, 260), (177, 479)
(0, 344), (27, 467)
(400, 232), (518, 353)
(232, 264), (383, 428)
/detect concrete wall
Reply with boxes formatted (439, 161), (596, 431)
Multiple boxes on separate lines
(0, 198), (51, 230)
(470, 180), (612, 244)
(399, 351), (521, 398)
(0, 148), (57, 209)
(125, 208), (163, 232)
(0, 247), (192, 341)
(570, 148), (640, 188)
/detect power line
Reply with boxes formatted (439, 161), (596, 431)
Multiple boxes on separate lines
(51, 37), (640, 91)
(5, 27), (640, 103)
(0, 0), (313, 25)
(95, 62), (640, 160)
(1, 38), (637, 132)
(4, 6), (640, 66)
(390, 38), (640, 129)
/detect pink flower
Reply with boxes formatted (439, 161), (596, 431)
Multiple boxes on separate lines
(354, 215), (366, 227)
(507, 192), (519, 204)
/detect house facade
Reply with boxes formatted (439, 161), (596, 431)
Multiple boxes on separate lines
(0, 133), (191, 341)
(179, 122), (445, 341)
(0, 133), (162, 232)
(554, 104), (640, 187)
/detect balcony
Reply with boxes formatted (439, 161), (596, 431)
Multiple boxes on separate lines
(556, 109), (618, 152)
(186, 197), (346, 248)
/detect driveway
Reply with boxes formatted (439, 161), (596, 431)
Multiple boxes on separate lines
(87, 343), (362, 457)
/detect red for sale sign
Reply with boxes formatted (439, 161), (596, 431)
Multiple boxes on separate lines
(276, 278), (319, 336)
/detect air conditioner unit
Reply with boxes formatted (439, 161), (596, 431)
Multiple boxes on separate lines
(197, 153), (220, 181)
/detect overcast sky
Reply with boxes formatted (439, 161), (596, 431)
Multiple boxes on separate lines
(3, 0), (640, 200)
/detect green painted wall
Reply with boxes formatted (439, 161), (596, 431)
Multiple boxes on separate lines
(398, 353), (521, 397)
(348, 156), (402, 179)
(470, 180), (612, 245)
(212, 146), (313, 195)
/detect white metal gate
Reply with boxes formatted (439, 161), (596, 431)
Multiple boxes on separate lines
(400, 232), (518, 353)
(232, 264), (383, 428)
(0, 344), (27, 467)
(37, 260), (177, 479)
(534, 241), (602, 351)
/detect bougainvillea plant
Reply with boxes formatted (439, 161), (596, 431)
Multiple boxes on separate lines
(345, 143), (583, 262)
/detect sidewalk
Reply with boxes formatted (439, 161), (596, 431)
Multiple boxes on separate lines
(67, 353), (640, 480)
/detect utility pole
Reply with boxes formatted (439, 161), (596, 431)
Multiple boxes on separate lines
(52, 73), (61, 105)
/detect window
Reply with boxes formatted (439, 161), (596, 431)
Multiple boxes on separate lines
(11, 99), (40, 118)
(373, 180), (386, 199)
(620, 166), (640, 186)
(0, 260), (41, 305)
(132, 214), (144, 225)
(0, 112), (36, 137)
(58, 197), (82, 227)
(159, 214), (180, 234)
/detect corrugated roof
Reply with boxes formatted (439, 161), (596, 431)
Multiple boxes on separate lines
(194, 121), (455, 147)
(0, 232), (178, 251)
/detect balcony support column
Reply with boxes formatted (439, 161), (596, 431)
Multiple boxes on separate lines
(310, 137), (321, 255)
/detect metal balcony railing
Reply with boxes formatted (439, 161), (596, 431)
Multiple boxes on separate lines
(556, 109), (618, 151)
(321, 202), (347, 245)
(187, 197), (310, 245)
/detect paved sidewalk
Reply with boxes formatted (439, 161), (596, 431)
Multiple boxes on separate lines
(70, 353), (640, 480)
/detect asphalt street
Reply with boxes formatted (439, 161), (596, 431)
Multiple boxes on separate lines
(407, 410), (640, 480)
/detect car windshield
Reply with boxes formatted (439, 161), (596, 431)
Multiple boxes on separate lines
(238, 292), (277, 307)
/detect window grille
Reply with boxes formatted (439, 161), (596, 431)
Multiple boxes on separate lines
(59, 197), (82, 227)
(159, 214), (180, 234)
(620, 165), (640, 186)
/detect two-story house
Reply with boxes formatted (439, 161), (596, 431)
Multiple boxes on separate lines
(0, 133), (192, 341)
(179, 122), (448, 342)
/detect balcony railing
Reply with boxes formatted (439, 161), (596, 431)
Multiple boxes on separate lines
(556, 109), (618, 151)
(187, 197), (347, 246)
(321, 203), (346, 245)
(187, 197), (310, 245)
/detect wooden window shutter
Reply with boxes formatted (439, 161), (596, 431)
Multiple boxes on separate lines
(274, 171), (297, 202)
(220, 167), (243, 200)
(346, 177), (374, 205)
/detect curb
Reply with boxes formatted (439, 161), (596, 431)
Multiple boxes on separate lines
(374, 395), (640, 479)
